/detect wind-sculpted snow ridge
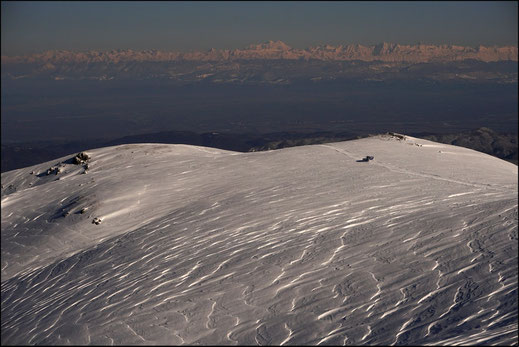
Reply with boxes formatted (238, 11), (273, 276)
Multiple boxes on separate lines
(1, 134), (517, 345)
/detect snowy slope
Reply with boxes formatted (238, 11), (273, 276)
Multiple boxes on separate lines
(1, 134), (517, 345)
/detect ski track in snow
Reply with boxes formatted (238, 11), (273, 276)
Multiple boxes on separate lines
(1, 135), (517, 345)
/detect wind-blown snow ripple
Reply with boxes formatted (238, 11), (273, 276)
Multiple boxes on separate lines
(1, 135), (517, 345)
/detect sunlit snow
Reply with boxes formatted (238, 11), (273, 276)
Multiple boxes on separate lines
(1, 134), (517, 345)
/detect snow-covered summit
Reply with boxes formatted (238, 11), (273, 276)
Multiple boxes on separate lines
(248, 40), (292, 51)
(1, 134), (517, 345)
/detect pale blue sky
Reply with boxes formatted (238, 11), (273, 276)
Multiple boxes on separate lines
(1, 1), (517, 55)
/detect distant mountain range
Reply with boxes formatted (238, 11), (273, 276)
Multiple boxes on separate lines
(2, 41), (517, 83)
(2, 41), (517, 64)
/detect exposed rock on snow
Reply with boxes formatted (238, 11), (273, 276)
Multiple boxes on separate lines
(1, 135), (517, 345)
(73, 151), (90, 165)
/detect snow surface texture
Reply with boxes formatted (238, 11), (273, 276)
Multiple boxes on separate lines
(1, 134), (517, 345)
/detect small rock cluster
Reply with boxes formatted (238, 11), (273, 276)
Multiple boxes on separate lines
(387, 132), (407, 141)
(73, 152), (90, 164)
(38, 152), (91, 178)
(73, 152), (91, 174)
(360, 156), (375, 162)
(45, 166), (62, 175)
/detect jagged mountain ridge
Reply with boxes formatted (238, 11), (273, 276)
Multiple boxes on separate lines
(2, 41), (517, 64)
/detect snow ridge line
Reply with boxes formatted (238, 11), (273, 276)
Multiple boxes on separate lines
(319, 144), (513, 193)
